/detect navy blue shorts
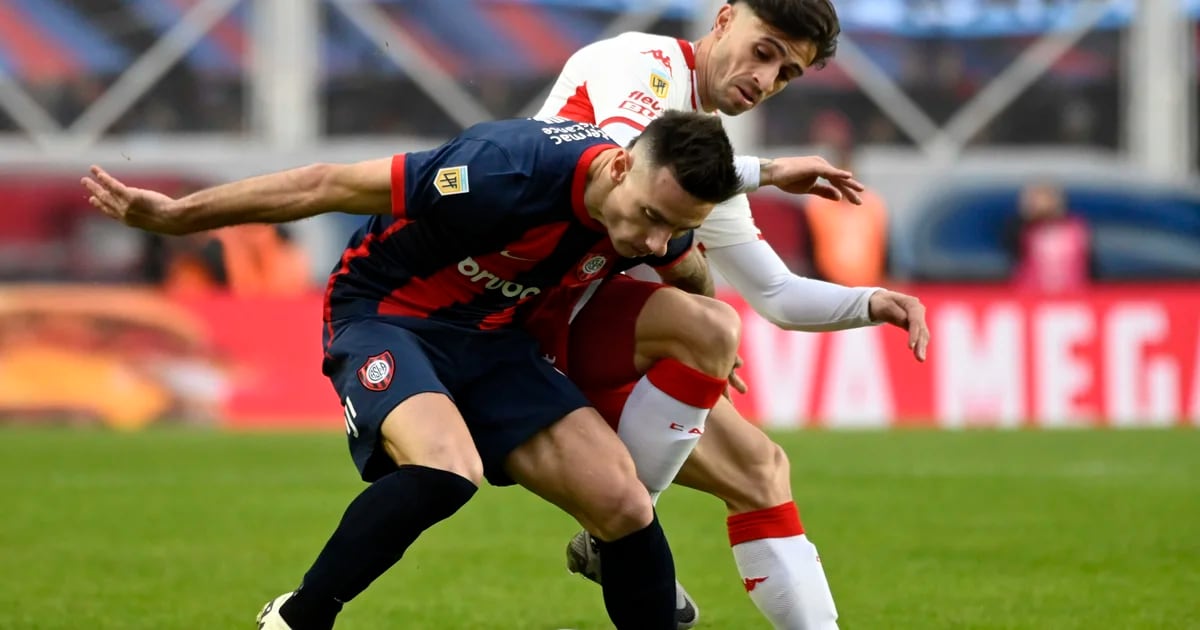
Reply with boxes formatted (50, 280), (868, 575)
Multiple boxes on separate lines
(322, 316), (591, 486)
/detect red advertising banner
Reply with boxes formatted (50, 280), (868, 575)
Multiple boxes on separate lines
(725, 285), (1200, 429)
(3, 285), (1199, 430)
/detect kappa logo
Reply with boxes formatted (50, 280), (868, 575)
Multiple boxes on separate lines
(641, 49), (673, 73)
(357, 351), (394, 392)
(435, 165), (469, 196)
(576, 254), (609, 281)
(649, 69), (670, 99)
(743, 576), (768, 592)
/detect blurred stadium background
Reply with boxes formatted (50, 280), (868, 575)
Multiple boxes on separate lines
(1, 1), (1198, 629)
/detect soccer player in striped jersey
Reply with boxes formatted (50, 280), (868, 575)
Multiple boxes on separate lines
(83, 112), (743, 630)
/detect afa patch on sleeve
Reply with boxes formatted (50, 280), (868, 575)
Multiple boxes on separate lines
(649, 69), (670, 99)
(434, 165), (469, 196)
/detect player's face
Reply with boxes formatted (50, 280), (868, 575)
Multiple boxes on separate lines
(706, 5), (817, 115)
(601, 155), (712, 258)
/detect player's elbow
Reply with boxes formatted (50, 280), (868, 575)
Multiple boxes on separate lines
(296, 162), (339, 211)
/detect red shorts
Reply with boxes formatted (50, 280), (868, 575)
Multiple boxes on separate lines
(523, 275), (665, 428)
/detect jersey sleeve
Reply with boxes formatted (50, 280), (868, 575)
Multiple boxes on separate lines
(582, 45), (675, 147)
(394, 138), (528, 227)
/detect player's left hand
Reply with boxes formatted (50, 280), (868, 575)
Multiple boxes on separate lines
(81, 165), (184, 234)
(868, 289), (930, 362)
(724, 355), (748, 399)
(760, 156), (866, 204)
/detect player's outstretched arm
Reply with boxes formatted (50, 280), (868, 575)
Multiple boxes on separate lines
(81, 158), (392, 235)
(706, 239), (929, 361)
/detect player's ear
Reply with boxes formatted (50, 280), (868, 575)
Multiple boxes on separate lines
(610, 149), (632, 184)
(713, 4), (734, 37)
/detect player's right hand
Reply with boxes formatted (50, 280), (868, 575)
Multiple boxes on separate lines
(81, 165), (184, 235)
(760, 156), (865, 204)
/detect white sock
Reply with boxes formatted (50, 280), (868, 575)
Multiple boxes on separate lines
(616, 358), (726, 497)
(728, 502), (838, 630)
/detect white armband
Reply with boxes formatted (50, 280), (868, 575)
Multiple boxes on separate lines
(734, 155), (761, 192)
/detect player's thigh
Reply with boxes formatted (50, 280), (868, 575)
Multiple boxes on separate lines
(323, 318), (481, 484)
(378, 393), (482, 485)
(453, 329), (596, 487)
(673, 396), (791, 512)
(630, 286), (741, 375)
(504, 406), (653, 541)
(567, 275), (666, 391)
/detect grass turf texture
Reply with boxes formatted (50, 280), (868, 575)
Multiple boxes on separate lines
(1, 428), (1197, 629)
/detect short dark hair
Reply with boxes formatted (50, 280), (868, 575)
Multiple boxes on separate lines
(730, 0), (841, 67)
(631, 111), (739, 205)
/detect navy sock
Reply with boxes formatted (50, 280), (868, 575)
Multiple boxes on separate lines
(279, 465), (477, 630)
(594, 513), (676, 629)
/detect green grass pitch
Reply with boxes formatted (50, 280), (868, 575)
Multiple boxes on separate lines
(1, 427), (1197, 629)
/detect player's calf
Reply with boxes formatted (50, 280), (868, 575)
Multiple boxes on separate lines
(507, 408), (676, 629)
(676, 399), (838, 630)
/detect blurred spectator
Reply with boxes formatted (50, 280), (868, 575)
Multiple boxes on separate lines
(1005, 182), (1093, 293)
(803, 112), (890, 287)
(160, 225), (311, 296)
(746, 193), (816, 276)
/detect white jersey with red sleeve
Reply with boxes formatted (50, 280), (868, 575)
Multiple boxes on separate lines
(539, 31), (761, 249)
(538, 32), (699, 148)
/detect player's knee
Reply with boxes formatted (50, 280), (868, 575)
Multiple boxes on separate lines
(586, 476), (655, 541)
(382, 437), (484, 486)
(676, 297), (741, 377)
(417, 451), (484, 487)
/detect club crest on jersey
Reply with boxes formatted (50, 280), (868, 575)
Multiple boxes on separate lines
(577, 254), (609, 281)
(357, 351), (394, 392)
(649, 69), (670, 99)
(434, 166), (469, 196)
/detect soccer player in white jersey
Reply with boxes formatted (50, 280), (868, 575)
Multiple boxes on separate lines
(529, 1), (931, 629)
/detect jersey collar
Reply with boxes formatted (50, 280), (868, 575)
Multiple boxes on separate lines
(676, 38), (699, 111)
(572, 143), (616, 231)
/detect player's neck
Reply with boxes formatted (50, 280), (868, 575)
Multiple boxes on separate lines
(583, 149), (620, 222)
(693, 37), (717, 113)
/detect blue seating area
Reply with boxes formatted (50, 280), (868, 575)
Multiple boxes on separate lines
(0, 0), (1194, 83)
(899, 180), (1200, 281)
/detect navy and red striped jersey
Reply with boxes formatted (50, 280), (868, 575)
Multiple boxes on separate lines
(324, 116), (693, 332)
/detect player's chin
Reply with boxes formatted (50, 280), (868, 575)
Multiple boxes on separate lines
(718, 98), (752, 116)
(612, 241), (641, 258)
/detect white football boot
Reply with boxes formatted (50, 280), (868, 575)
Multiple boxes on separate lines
(566, 529), (699, 629)
(256, 592), (295, 629)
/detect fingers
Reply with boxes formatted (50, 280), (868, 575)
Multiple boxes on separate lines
(727, 355), (748, 394)
(81, 165), (129, 220)
(81, 178), (121, 219)
(809, 183), (843, 201)
(837, 176), (866, 192)
(834, 181), (863, 205)
(91, 165), (130, 202)
(905, 301), (930, 363)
